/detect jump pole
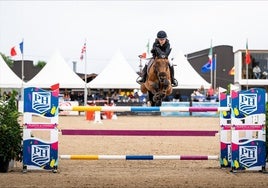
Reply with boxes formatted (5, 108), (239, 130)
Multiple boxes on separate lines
(60, 155), (219, 160)
(61, 129), (218, 136)
(60, 106), (230, 112)
(59, 106), (226, 163)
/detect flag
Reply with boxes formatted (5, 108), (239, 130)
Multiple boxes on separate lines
(208, 43), (212, 63)
(201, 58), (216, 73)
(146, 39), (150, 54)
(201, 44), (215, 73)
(228, 66), (235, 75)
(139, 40), (150, 59)
(10, 41), (23, 56)
(139, 53), (146, 59)
(51, 83), (59, 91)
(80, 42), (86, 60)
(51, 83), (60, 97)
(245, 40), (251, 64)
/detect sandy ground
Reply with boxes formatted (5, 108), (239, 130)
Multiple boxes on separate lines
(1, 115), (268, 188)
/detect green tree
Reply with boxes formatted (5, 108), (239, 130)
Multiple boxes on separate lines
(0, 53), (14, 67)
(35, 60), (46, 68)
(1, 52), (46, 68)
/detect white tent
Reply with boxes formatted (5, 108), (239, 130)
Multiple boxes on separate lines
(88, 50), (140, 89)
(0, 55), (25, 88)
(26, 51), (85, 88)
(173, 51), (211, 89)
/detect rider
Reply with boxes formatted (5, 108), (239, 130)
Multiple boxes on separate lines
(137, 30), (178, 87)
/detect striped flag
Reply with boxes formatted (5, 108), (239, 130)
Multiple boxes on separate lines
(139, 40), (150, 59)
(10, 41), (23, 56)
(208, 43), (212, 63)
(80, 42), (86, 61)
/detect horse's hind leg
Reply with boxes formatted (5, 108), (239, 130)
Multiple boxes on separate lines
(147, 91), (156, 106)
(140, 84), (147, 94)
(152, 92), (162, 106)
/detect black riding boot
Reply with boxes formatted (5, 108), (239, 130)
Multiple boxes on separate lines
(169, 64), (178, 87)
(138, 64), (148, 83)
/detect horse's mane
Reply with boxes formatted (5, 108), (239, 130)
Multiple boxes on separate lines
(149, 57), (170, 80)
(154, 47), (172, 59)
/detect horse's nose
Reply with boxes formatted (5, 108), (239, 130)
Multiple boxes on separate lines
(158, 72), (167, 81)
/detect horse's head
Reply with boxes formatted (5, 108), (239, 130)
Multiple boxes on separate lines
(153, 57), (170, 82)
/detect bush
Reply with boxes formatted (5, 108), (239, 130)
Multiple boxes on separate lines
(0, 90), (22, 162)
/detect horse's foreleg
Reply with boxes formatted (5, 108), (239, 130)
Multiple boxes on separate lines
(151, 82), (159, 93)
(153, 92), (162, 102)
(159, 79), (170, 97)
(165, 79), (173, 95)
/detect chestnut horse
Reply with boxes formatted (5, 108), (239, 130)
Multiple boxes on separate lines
(140, 57), (173, 106)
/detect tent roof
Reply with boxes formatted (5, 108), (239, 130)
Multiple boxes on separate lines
(88, 50), (140, 89)
(173, 51), (211, 89)
(0, 55), (25, 88)
(26, 51), (85, 88)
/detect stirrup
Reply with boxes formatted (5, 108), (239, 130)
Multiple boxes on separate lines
(171, 79), (178, 87)
(136, 77), (145, 85)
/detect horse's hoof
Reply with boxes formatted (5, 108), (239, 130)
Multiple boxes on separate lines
(171, 79), (178, 87)
(160, 93), (166, 98)
(136, 77), (144, 85)
(147, 101), (152, 106)
(153, 93), (162, 101)
(137, 80), (143, 85)
(155, 100), (162, 106)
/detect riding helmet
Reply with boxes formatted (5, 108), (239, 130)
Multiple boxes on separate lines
(157, 30), (167, 39)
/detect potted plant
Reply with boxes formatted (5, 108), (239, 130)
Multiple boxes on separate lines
(0, 90), (22, 173)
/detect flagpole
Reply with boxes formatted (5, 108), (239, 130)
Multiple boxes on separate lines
(214, 54), (217, 90)
(138, 56), (142, 74)
(246, 39), (249, 90)
(210, 61), (213, 87)
(21, 39), (24, 101)
(246, 63), (248, 90)
(210, 40), (213, 87)
(83, 39), (87, 106)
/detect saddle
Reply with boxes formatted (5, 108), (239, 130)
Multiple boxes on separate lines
(146, 58), (154, 74)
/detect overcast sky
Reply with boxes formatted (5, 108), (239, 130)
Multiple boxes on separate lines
(1, 1), (268, 74)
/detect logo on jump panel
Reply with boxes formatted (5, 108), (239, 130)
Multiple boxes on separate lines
(239, 94), (257, 115)
(31, 145), (50, 167)
(32, 92), (51, 114)
(227, 144), (231, 162)
(239, 146), (257, 168)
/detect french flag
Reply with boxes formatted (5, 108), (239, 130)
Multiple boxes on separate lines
(10, 41), (23, 56)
